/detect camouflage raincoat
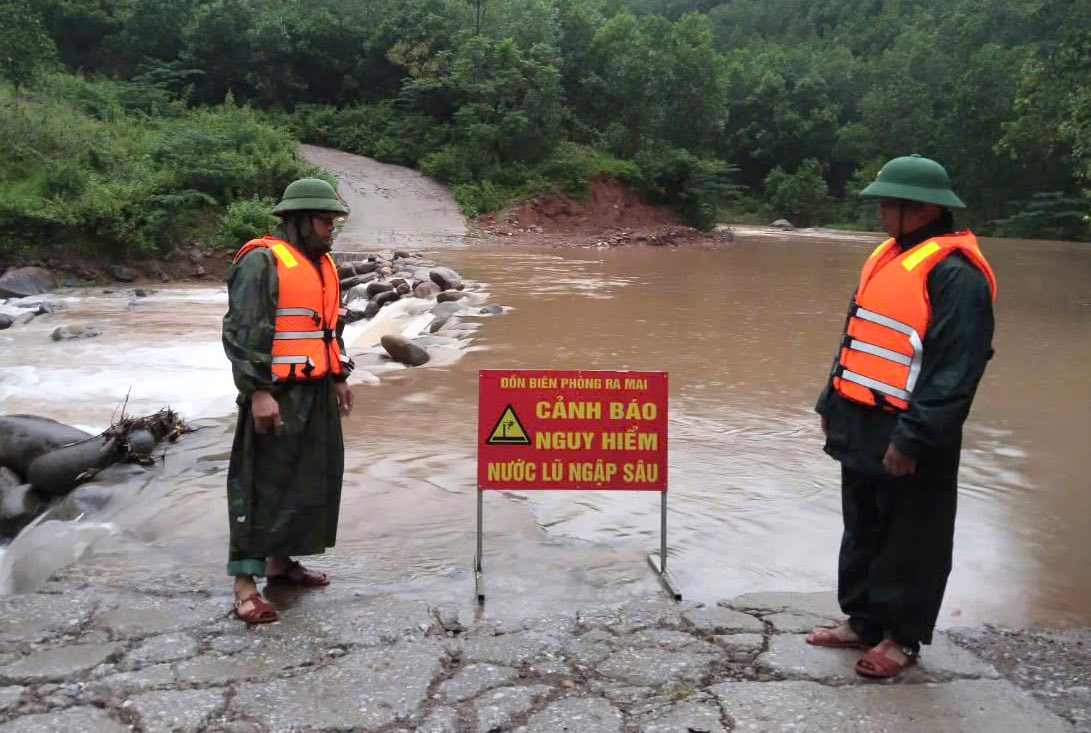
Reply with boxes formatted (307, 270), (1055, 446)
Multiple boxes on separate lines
(221, 237), (350, 577)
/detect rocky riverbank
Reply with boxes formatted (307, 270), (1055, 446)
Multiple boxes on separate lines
(0, 570), (1081, 733)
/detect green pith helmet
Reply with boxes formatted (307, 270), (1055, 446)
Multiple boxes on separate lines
(859, 154), (966, 209)
(271, 178), (349, 215)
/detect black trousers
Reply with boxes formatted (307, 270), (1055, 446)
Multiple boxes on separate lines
(838, 451), (959, 651)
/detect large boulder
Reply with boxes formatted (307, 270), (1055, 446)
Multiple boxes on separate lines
(436, 291), (466, 303)
(362, 290), (400, 320)
(26, 434), (118, 497)
(0, 483), (46, 538)
(0, 267), (55, 299)
(344, 284), (370, 304)
(109, 265), (137, 282)
(770, 219), (795, 231)
(343, 301), (369, 323)
(429, 267), (464, 291)
(0, 466), (21, 490)
(373, 290), (400, 309)
(337, 261), (375, 279)
(50, 326), (102, 342)
(340, 273), (379, 291)
(5, 295), (64, 313)
(365, 281), (395, 298)
(0, 313), (12, 330)
(0, 416), (93, 477)
(431, 301), (466, 318)
(380, 335), (430, 366)
(413, 281), (442, 299)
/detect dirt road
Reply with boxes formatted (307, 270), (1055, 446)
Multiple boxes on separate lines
(300, 144), (466, 252)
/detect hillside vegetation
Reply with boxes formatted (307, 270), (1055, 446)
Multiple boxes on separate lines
(3, 0), (1089, 265)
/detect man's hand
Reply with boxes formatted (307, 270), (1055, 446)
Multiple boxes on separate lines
(251, 390), (283, 434)
(882, 442), (917, 477)
(334, 380), (354, 417)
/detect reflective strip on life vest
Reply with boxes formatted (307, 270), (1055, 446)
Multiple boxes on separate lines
(838, 369), (912, 402)
(273, 331), (323, 340)
(272, 355), (310, 364)
(276, 307), (319, 319)
(852, 305), (924, 393)
(844, 338), (912, 366)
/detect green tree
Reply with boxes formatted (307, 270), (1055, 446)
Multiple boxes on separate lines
(405, 34), (564, 179)
(764, 158), (828, 225)
(719, 43), (846, 190)
(578, 12), (724, 158)
(0, 3), (57, 97)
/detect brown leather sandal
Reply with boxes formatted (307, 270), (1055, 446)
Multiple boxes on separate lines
(233, 592), (278, 624)
(855, 639), (919, 678)
(265, 560), (330, 587)
(805, 626), (869, 649)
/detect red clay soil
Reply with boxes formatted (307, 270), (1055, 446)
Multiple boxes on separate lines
(473, 174), (723, 248)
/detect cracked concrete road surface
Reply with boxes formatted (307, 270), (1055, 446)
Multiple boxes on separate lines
(0, 568), (1074, 732)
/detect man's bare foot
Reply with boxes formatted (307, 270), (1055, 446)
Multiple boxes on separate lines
(805, 622), (868, 648)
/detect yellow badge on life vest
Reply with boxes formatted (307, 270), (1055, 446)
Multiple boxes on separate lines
(270, 243), (299, 269)
(487, 405), (530, 445)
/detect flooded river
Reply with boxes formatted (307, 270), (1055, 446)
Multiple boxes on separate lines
(4, 146), (1090, 625)
(2, 228), (1089, 628)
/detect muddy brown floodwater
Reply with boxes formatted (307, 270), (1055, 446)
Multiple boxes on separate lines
(1, 149), (1088, 630)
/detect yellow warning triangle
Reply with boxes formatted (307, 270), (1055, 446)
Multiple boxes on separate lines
(487, 405), (530, 445)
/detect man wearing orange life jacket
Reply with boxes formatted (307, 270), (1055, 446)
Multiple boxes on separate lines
(808, 156), (996, 678)
(221, 178), (355, 624)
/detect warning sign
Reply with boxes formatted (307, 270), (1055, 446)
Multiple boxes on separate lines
(486, 405), (530, 445)
(478, 369), (668, 491)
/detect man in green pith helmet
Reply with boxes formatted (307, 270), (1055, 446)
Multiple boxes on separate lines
(809, 155), (997, 677)
(221, 178), (355, 624)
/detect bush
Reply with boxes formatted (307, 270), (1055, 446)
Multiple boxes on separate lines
(0, 73), (316, 261)
(211, 197), (278, 249)
(451, 180), (520, 218)
(630, 146), (741, 231)
(289, 102), (443, 168)
(534, 142), (640, 198)
(764, 158), (828, 226)
(991, 192), (1091, 241)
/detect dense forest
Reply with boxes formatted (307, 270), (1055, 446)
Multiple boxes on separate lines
(2, 0), (1089, 263)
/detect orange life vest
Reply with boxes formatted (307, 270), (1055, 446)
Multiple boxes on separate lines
(233, 236), (347, 382)
(832, 231), (997, 412)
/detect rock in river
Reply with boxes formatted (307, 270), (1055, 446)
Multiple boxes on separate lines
(380, 335), (430, 366)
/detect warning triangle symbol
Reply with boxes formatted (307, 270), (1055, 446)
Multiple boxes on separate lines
(487, 405), (531, 445)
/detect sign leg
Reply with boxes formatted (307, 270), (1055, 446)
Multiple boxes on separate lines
(474, 490), (485, 603)
(647, 490), (681, 600)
